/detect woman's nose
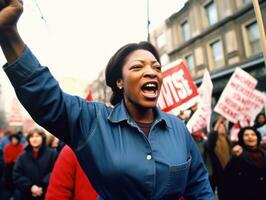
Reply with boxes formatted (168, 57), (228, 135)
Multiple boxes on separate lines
(143, 66), (157, 78)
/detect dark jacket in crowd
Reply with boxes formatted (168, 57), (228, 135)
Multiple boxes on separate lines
(0, 149), (3, 177)
(223, 148), (266, 200)
(206, 130), (231, 200)
(13, 145), (58, 200)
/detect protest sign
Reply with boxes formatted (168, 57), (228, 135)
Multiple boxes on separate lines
(157, 60), (198, 115)
(187, 69), (213, 133)
(214, 67), (265, 126)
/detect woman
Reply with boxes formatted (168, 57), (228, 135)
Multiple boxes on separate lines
(46, 134), (64, 153)
(206, 116), (231, 200)
(254, 113), (266, 140)
(3, 132), (24, 200)
(0, 1), (213, 199)
(13, 128), (58, 200)
(223, 127), (266, 200)
(45, 145), (98, 200)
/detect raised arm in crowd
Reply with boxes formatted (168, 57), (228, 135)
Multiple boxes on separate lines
(0, 1), (214, 199)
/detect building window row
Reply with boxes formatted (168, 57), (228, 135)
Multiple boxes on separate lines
(175, 0), (255, 45)
(183, 20), (260, 77)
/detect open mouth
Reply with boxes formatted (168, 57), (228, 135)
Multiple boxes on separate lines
(141, 82), (159, 98)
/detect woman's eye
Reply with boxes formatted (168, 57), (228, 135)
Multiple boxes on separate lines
(154, 66), (162, 71)
(130, 65), (142, 70)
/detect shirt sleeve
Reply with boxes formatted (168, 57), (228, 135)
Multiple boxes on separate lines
(183, 130), (214, 199)
(3, 47), (98, 147)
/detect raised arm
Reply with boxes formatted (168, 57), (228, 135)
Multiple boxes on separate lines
(0, 0), (100, 148)
(0, 0), (25, 64)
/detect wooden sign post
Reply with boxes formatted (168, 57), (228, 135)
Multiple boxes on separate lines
(252, 0), (266, 66)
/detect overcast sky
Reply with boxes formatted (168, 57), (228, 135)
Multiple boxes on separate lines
(0, 0), (187, 102)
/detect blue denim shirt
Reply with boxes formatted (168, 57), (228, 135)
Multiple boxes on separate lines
(3, 47), (213, 200)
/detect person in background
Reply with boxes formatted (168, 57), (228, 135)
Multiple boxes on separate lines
(177, 104), (207, 158)
(0, 128), (5, 142)
(0, 1), (213, 199)
(0, 130), (12, 150)
(45, 145), (98, 200)
(253, 113), (266, 141)
(46, 134), (64, 153)
(0, 148), (5, 199)
(206, 116), (231, 200)
(2, 132), (24, 200)
(223, 126), (266, 200)
(0, 129), (27, 150)
(13, 128), (58, 200)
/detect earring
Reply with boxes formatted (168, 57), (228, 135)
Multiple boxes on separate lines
(118, 86), (123, 90)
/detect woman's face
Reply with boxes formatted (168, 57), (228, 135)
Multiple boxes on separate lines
(51, 137), (59, 148)
(243, 129), (258, 148)
(29, 132), (43, 148)
(258, 115), (266, 125)
(119, 49), (162, 109)
(11, 137), (19, 145)
(217, 123), (226, 134)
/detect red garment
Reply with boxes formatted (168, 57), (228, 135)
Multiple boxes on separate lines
(32, 149), (39, 159)
(3, 143), (24, 164)
(247, 148), (264, 167)
(45, 145), (97, 200)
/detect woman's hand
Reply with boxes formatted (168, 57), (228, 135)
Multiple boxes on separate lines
(0, 0), (23, 32)
(31, 185), (43, 197)
(232, 145), (243, 157)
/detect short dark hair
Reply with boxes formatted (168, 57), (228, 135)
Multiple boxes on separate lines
(254, 113), (265, 125)
(8, 131), (22, 143)
(105, 41), (161, 106)
(238, 126), (261, 148)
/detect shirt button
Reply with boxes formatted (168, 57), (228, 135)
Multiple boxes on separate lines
(146, 154), (152, 160)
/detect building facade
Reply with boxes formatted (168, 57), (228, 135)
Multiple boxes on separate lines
(150, 0), (266, 101)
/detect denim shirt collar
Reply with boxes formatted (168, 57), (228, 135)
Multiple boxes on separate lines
(108, 100), (171, 128)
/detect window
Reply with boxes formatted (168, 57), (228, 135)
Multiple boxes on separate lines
(157, 33), (166, 48)
(205, 1), (218, 26)
(181, 20), (190, 42)
(243, 0), (251, 5)
(246, 22), (261, 55)
(185, 54), (195, 74)
(210, 40), (224, 68)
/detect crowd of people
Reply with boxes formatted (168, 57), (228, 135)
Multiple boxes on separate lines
(0, 0), (266, 199)
(178, 105), (266, 200)
(1, 111), (266, 200)
(0, 128), (98, 200)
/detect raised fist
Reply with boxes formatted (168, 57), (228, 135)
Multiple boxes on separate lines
(0, 0), (23, 32)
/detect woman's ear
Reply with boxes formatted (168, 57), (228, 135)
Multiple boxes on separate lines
(116, 79), (124, 90)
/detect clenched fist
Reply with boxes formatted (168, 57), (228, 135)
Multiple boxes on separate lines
(0, 0), (23, 32)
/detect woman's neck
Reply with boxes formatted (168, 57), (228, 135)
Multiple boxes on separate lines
(245, 145), (258, 150)
(32, 146), (40, 152)
(125, 101), (154, 123)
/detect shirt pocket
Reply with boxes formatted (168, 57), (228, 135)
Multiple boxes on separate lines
(166, 156), (192, 195)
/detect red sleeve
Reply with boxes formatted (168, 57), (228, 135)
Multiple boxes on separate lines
(45, 145), (75, 200)
(74, 151), (98, 199)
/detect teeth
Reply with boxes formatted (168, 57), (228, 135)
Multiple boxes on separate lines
(145, 83), (156, 88)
